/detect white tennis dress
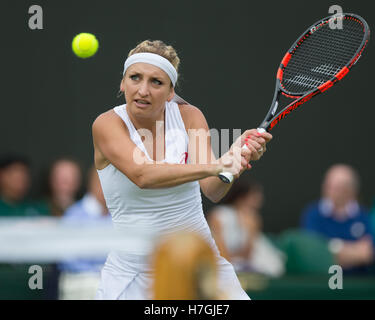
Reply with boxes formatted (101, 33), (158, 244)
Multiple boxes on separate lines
(96, 100), (250, 300)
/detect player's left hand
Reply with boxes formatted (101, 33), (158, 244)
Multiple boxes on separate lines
(241, 129), (272, 161)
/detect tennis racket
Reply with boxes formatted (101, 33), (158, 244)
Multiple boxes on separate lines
(219, 13), (370, 184)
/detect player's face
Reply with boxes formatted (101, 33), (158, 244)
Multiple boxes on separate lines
(121, 63), (174, 118)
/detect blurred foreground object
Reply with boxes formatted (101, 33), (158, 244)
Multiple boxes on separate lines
(0, 217), (154, 263)
(0, 215), (154, 300)
(153, 232), (219, 300)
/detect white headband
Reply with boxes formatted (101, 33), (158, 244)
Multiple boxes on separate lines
(123, 52), (178, 87)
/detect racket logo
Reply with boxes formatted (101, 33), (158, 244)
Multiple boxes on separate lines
(269, 91), (319, 130)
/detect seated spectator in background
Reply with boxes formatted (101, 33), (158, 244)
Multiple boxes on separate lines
(58, 166), (111, 300)
(0, 155), (48, 217)
(39, 158), (83, 299)
(207, 179), (285, 277)
(301, 164), (374, 273)
(371, 200), (375, 243)
(42, 157), (82, 217)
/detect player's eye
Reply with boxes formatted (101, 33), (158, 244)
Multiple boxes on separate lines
(130, 74), (140, 81)
(152, 78), (163, 85)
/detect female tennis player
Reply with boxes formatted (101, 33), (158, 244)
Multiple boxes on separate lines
(92, 40), (272, 299)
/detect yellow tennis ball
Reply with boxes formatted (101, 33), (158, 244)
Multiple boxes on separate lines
(72, 33), (99, 58)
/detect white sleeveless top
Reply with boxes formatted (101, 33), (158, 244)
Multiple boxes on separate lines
(97, 100), (214, 255)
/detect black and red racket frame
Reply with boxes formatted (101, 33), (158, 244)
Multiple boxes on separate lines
(259, 13), (370, 131)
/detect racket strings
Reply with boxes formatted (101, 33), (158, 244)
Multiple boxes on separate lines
(282, 18), (365, 94)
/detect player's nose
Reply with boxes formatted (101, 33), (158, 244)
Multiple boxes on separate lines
(138, 80), (150, 97)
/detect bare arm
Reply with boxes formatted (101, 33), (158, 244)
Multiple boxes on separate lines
(92, 110), (223, 189)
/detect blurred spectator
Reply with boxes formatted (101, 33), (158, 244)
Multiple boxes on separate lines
(58, 166), (111, 300)
(371, 200), (375, 242)
(42, 157), (82, 217)
(0, 155), (48, 217)
(207, 179), (285, 277)
(301, 164), (374, 273)
(38, 157), (83, 299)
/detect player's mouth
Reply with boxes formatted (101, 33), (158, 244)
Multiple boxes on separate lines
(134, 99), (151, 108)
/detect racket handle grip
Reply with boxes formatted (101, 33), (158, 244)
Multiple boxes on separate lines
(218, 171), (234, 184)
(218, 128), (265, 183)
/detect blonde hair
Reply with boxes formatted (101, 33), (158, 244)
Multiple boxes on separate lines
(128, 40), (180, 87)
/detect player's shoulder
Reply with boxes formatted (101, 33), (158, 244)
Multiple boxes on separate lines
(92, 108), (122, 131)
(92, 108), (131, 143)
(93, 109), (116, 124)
(178, 103), (204, 116)
(178, 103), (207, 129)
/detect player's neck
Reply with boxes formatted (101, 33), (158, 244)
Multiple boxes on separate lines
(128, 108), (165, 136)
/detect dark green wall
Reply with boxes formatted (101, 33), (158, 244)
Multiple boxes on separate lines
(1, 0), (374, 232)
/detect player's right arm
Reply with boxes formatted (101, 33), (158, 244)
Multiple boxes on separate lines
(92, 110), (223, 189)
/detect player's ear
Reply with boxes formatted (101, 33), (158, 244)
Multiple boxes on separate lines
(120, 77), (125, 93)
(167, 87), (175, 102)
